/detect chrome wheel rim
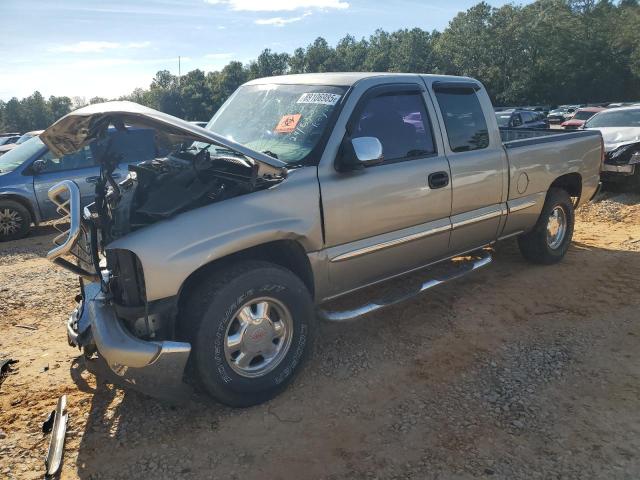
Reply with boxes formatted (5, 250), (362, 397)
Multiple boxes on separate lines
(546, 206), (567, 249)
(0, 208), (22, 236)
(223, 297), (293, 378)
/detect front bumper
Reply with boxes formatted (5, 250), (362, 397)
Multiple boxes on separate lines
(68, 282), (192, 403)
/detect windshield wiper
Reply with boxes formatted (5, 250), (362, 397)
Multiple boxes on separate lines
(262, 150), (279, 159)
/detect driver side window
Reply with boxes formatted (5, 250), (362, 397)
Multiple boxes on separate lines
(353, 93), (436, 162)
(38, 146), (95, 173)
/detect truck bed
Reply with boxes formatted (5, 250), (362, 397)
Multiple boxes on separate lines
(500, 127), (601, 148)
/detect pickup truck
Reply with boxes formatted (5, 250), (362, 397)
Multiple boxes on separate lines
(41, 73), (603, 407)
(0, 127), (161, 241)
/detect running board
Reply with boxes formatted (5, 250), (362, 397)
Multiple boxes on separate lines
(317, 251), (492, 322)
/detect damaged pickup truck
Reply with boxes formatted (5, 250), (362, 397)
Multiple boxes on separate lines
(42, 73), (603, 407)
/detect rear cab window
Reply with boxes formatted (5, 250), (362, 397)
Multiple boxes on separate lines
(433, 85), (489, 152)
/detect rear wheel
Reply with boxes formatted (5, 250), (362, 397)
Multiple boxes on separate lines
(0, 200), (31, 242)
(182, 261), (315, 407)
(517, 188), (574, 265)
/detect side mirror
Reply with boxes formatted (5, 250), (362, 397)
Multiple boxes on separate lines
(31, 159), (46, 174)
(337, 136), (384, 171)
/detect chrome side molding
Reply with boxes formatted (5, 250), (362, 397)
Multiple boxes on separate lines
(318, 251), (492, 322)
(330, 224), (451, 263)
(47, 180), (81, 261)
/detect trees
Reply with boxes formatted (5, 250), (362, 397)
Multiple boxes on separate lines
(2, 0), (640, 132)
(248, 49), (290, 79)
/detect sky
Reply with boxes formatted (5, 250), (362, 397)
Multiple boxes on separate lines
(0, 0), (527, 102)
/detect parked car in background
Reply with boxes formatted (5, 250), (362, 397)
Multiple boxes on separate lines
(0, 135), (20, 146)
(496, 109), (548, 129)
(561, 107), (605, 129)
(41, 74), (601, 407)
(584, 106), (640, 187)
(0, 130), (44, 156)
(523, 105), (551, 115)
(547, 105), (581, 124)
(606, 102), (639, 108)
(547, 107), (570, 124)
(0, 127), (162, 240)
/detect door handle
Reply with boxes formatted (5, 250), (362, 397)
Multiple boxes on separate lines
(428, 171), (449, 189)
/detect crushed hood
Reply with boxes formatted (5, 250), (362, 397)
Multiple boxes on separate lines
(40, 101), (287, 177)
(587, 126), (640, 152)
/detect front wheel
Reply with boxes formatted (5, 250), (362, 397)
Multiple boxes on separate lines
(183, 261), (315, 407)
(0, 200), (31, 242)
(517, 188), (575, 265)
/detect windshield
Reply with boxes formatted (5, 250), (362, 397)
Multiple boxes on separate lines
(206, 84), (347, 163)
(585, 109), (640, 128)
(572, 111), (597, 121)
(0, 137), (46, 173)
(496, 114), (512, 127)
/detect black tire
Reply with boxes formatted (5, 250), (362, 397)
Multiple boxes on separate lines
(0, 200), (31, 242)
(517, 187), (574, 265)
(182, 260), (315, 407)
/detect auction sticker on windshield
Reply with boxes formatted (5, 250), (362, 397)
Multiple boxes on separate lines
(275, 114), (302, 133)
(297, 93), (341, 105)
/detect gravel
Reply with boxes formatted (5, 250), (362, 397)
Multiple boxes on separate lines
(1, 193), (640, 479)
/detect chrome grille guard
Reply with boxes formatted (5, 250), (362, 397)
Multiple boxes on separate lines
(47, 180), (81, 260)
(46, 180), (99, 281)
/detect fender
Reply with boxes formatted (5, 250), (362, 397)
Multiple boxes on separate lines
(107, 167), (323, 302)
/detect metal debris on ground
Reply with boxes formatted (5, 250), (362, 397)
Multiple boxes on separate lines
(44, 394), (68, 478)
(0, 357), (18, 389)
(13, 323), (38, 330)
(42, 410), (56, 434)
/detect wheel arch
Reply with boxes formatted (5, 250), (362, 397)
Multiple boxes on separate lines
(0, 193), (39, 225)
(177, 239), (315, 308)
(549, 172), (582, 206)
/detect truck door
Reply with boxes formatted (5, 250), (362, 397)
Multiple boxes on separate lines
(430, 81), (508, 253)
(319, 83), (453, 297)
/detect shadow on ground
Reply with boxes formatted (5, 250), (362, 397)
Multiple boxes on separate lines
(68, 239), (640, 479)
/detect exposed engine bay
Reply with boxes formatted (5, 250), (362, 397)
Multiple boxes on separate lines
(93, 142), (283, 244)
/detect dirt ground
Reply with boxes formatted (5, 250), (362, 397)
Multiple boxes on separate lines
(1, 190), (640, 479)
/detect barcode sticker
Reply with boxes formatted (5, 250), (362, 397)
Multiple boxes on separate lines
(297, 92), (341, 105)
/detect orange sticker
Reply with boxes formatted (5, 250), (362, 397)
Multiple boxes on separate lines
(275, 114), (301, 133)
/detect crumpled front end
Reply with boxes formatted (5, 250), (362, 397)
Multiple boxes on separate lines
(601, 142), (640, 179)
(49, 180), (192, 402)
(68, 281), (192, 402)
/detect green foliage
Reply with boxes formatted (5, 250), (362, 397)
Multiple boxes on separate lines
(2, 0), (639, 132)
(0, 93), (72, 132)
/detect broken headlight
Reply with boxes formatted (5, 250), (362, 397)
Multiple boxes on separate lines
(607, 143), (640, 165)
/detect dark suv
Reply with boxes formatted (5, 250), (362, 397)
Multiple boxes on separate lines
(495, 109), (549, 129)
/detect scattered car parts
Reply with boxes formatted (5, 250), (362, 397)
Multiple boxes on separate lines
(0, 357), (18, 389)
(44, 394), (68, 478)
